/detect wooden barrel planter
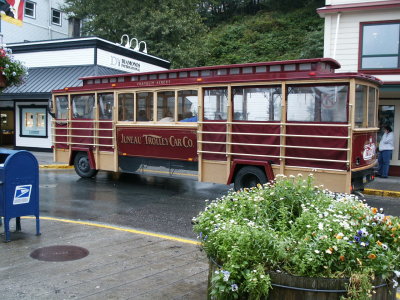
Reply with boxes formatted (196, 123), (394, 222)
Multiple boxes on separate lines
(208, 262), (396, 300)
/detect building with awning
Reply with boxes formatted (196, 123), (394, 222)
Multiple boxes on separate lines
(0, 37), (170, 150)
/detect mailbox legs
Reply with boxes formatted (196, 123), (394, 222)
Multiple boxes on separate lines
(36, 216), (41, 236)
(2, 216), (41, 242)
(4, 217), (10, 242)
(16, 217), (21, 232)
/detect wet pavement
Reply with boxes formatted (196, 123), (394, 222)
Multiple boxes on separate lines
(39, 169), (228, 239)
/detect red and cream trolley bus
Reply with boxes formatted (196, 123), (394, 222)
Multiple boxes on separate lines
(50, 58), (380, 193)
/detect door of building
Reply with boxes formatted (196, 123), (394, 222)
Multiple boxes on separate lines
(0, 109), (15, 146)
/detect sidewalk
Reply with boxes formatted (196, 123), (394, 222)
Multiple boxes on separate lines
(0, 217), (208, 300)
(364, 176), (400, 197)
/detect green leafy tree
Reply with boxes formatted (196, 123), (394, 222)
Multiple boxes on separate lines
(62, 0), (207, 68)
(63, 0), (324, 68)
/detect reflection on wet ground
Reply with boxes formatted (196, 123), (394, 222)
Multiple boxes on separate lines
(39, 169), (230, 239)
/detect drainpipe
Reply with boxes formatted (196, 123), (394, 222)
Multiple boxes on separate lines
(332, 12), (341, 59)
(48, 0), (52, 39)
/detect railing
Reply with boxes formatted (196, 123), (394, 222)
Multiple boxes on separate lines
(52, 119), (115, 148)
(198, 121), (351, 169)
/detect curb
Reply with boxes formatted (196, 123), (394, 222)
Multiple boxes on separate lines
(364, 188), (400, 198)
(39, 164), (73, 169)
(23, 216), (201, 245)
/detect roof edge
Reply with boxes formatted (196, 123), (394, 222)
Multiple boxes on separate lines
(317, 0), (400, 15)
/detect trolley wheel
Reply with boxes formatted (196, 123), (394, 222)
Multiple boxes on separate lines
(74, 152), (98, 178)
(234, 166), (267, 191)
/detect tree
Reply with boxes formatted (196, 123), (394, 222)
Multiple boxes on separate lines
(62, 0), (207, 68)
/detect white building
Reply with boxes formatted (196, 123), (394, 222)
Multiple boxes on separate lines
(1, 0), (73, 43)
(318, 0), (400, 176)
(0, 37), (170, 150)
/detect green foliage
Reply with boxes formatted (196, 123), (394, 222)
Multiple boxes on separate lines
(63, 0), (207, 68)
(193, 8), (324, 67)
(0, 47), (28, 89)
(62, 0), (324, 68)
(193, 175), (400, 299)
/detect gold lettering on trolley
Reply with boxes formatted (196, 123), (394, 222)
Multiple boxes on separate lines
(120, 133), (194, 148)
(121, 134), (142, 144)
(144, 135), (169, 146)
(136, 80), (171, 87)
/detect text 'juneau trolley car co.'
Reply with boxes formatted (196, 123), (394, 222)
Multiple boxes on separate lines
(50, 58), (380, 193)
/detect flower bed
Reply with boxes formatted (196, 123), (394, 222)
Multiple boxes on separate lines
(0, 46), (28, 88)
(193, 175), (400, 300)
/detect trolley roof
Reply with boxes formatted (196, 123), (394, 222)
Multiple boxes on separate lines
(53, 58), (382, 93)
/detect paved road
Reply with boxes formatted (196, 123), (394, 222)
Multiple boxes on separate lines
(39, 169), (400, 241)
(39, 169), (230, 239)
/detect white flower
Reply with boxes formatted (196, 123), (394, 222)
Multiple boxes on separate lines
(222, 270), (230, 282)
(318, 223), (324, 230)
(325, 248), (332, 254)
(394, 270), (400, 278)
(392, 279), (398, 289)
(314, 250), (320, 254)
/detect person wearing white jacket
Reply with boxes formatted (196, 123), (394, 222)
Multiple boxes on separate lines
(377, 125), (394, 178)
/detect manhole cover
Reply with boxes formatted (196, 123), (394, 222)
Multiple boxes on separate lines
(30, 245), (89, 262)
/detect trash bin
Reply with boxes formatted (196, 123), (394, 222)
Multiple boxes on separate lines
(0, 149), (40, 242)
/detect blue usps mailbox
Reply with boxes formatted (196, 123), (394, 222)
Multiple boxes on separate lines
(0, 149), (40, 242)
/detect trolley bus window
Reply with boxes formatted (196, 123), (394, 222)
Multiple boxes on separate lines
(355, 85), (368, 128)
(99, 93), (114, 120)
(72, 94), (95, 119)
(178, 90), (198, 122)
(55, 96), (68, 119)
(287, 85), (348, 122)
(368, 87), (377, 128)
(137, 92), (153, 121)
(233, 86), (281, 121)
(118, 93), (134, 121)
(204, 88), (228, 120)
(157, 91), (175, 122)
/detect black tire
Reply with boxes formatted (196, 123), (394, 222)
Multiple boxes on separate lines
(234, 166), (267, 191)
(74, 152), (98, 178)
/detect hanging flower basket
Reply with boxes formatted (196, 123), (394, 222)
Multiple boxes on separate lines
(193, 175), (400, 300)
(0, 46), (28, 89)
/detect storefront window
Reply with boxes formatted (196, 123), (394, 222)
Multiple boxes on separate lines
(378, 105), (395, 142)
(20, 106), (47, 137)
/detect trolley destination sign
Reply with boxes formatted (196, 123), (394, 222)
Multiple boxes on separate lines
(120, 133), (195, 148)
(117, 128), (197, 161)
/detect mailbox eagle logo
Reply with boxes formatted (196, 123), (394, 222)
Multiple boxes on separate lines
(13, 184), (32, 205)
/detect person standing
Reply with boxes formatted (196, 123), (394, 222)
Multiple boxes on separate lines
(377, 125), (394, 178)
